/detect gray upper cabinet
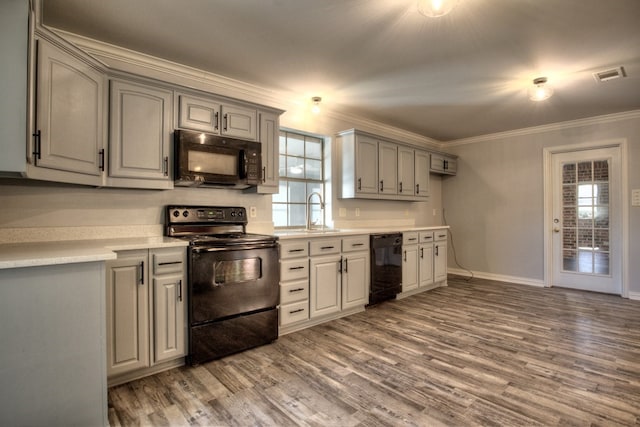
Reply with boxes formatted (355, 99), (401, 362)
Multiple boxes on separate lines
(29, 34), (106, 186)
(177, 93), (257, 141)
(0, 0), (29, 175)
(108, 78), (173, 189)
(338, 129), (436, 201)
(430, 153), (458, 175)
(255, 111), (279, 193)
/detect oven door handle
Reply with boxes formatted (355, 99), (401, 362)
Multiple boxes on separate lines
(191, 242), (278, 252)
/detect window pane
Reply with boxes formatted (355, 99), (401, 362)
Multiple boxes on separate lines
(288, 181), (306, 203)
(306, 137), (323, 159)
(279, 155), (286, 177)
(273, 180), (287, 203)
(287, 135), (305, 157)
(279, 132), (286, 153)
(594, 207), (609, 228)
(288, 204), (306, 227)
(563, 185), (576, 206)
(307, 182), (323, 196)
(596, 183), (609, 205)
(286, 156), (305, 177)
(305, 158), (322, 180)
(272, 204), (287, 227)
(593, 160), (608, 181)
(577, 162), (592, 183)
(562, 163), (576, 184)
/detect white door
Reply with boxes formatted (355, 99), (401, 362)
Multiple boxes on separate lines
(550, 147), (621, 294)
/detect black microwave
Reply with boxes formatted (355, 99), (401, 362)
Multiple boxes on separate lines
(174, 129), (262, 189)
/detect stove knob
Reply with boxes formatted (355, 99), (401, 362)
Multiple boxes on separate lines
(238, 210), (243, 217)
(182, 211), (189, 218)
(231, 211), (236, 217)
(172, 210), (180, 217)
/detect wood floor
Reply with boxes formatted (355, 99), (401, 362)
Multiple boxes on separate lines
(108, 276), (640, 426)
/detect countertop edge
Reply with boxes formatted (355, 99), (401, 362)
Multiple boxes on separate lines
(275, 226), (450, 240)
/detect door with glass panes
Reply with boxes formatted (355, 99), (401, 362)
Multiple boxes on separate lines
(550, 147), (621, 294)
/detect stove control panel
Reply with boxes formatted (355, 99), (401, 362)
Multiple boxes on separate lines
(167, 206), (247, 224)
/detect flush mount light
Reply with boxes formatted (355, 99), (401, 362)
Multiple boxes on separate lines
(417, 0), (460, 18)
(311, 96), (322, 114)
(528, 77), (554, 101)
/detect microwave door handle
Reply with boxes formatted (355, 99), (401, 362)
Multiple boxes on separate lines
(240, 150), (248, 178)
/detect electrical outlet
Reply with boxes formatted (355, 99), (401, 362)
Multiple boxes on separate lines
(355, 208), (360, 217)
(249, 206), (257, 218)
(339, 207), (347, 217)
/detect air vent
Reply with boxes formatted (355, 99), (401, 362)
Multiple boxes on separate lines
(593, 66), (627, 82)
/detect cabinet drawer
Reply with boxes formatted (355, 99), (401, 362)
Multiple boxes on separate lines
(280, 280), (309, 305)
(309, 238), (341, 256)
(419, 231), (434, 243)
(152, 250), (184, 275)
(403, 232), (419, 245)
(280, 241), (309, 259)
(434, 230), (448, 241)
(281, 259), (309, 282)
(342, 235), (369, 252)
(280, 300), (309, 326)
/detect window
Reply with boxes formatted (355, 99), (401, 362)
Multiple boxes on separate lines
(273, 130), (325, 228)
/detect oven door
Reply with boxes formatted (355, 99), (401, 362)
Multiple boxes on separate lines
(189, 243), (279, 325)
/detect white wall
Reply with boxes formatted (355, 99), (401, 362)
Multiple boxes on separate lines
(442, 113), (640, 294)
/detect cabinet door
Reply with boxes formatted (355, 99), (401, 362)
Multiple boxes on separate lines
(109, 79), (172, 182)
(153, 275), (186, 363)
(378, 141), (398, 195)
(355, 135), (378, 194)
(434, 241), (448, 282)
(402, 245), (419, 292)
(415, 150), (430, 197)
(35, 39), (104, 182)
(398, 146), (415, 196)
(178, 94), (221, 133)
(221, 104), (257, 140)
(256, 111), (279, 192)
(106, 252), (150, 377)
(342, 251), (369, 309)
(310, 255), (341, 318)
(419, 244), (434, 288)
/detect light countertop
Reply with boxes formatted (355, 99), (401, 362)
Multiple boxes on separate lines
(0, 237), (188, 270)
(274, 225), (449, 240)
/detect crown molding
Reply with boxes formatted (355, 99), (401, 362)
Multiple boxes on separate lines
(446, 110), (640, 147)
(53, 28), (444, 151)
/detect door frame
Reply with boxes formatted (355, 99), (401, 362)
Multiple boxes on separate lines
(543, 139), (629, 297)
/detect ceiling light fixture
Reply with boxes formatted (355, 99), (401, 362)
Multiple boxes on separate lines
(417, 0), (459, 18)
(311, 96), (322, 114)
(528, 77), (554, 101)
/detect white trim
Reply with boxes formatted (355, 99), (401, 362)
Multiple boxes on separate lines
(542, 139), (629, 297)
(448, 268), (546, 287)
(628, 292), (640, 301)
(447, 110), (640, 147)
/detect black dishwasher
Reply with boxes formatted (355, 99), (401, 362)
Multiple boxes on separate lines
(369, 233), (403, 305)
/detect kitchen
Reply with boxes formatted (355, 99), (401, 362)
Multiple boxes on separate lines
(1, 0), (640, 425)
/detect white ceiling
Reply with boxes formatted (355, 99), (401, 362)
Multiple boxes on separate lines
(42, 0), (640, 141)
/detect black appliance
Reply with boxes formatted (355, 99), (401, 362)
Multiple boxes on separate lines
(174, 129), (262, 188)
(166, 205), (279, 365)
(369, 233), (403, 305)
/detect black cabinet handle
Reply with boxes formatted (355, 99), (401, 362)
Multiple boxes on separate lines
(399, 182), (403, 193)
(435, 245), (439, 256)
(420, 248), (424, 258)
(289, 266), (305, 270)
(344, 258), (348, 273)
(416, 184), (420, 194)
(178, 280), (182, 302)
(321, 246), (335, 250)
(289, 308), (305, 314)
(139, 261), (144, 285)
(352, 243), (364, 247)
(164, 156), (169, 176)
(289, 288), (305, 293)
(32, 130), (42, 163)
(404, 250), (407, 262)
(288, 248), (304, 253)
(223, 113), (228, 131)
(380, 180), (384, 192)
(358, 178), (362, 190)
(99, 149), (105, 172)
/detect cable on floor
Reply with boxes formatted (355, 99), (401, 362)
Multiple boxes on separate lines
(443, 208), (474, 282)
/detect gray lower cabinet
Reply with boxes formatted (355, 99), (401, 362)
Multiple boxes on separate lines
(401, 229), (448, 296)
(106, 247), (186, 385)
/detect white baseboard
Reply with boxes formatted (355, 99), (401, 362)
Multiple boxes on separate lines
(628, 292), (640, 301)
(448, 268), (546, 287)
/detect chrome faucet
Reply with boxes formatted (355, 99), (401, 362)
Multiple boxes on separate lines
(306, 191), (325, 231)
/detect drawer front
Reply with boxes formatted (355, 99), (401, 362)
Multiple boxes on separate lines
(342, 235), (369, 253)
(280, 280), (309, 305)
(280, 241), (309, 259)
(434, 230), (448, 241)
(152, 250), (184, 275)
(419, 231), (434, 244)
(281, 259), (309, 282)
(280, 300), (309, 326)
(309, 238), (341, 256)
(403, 232), (419, 245)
